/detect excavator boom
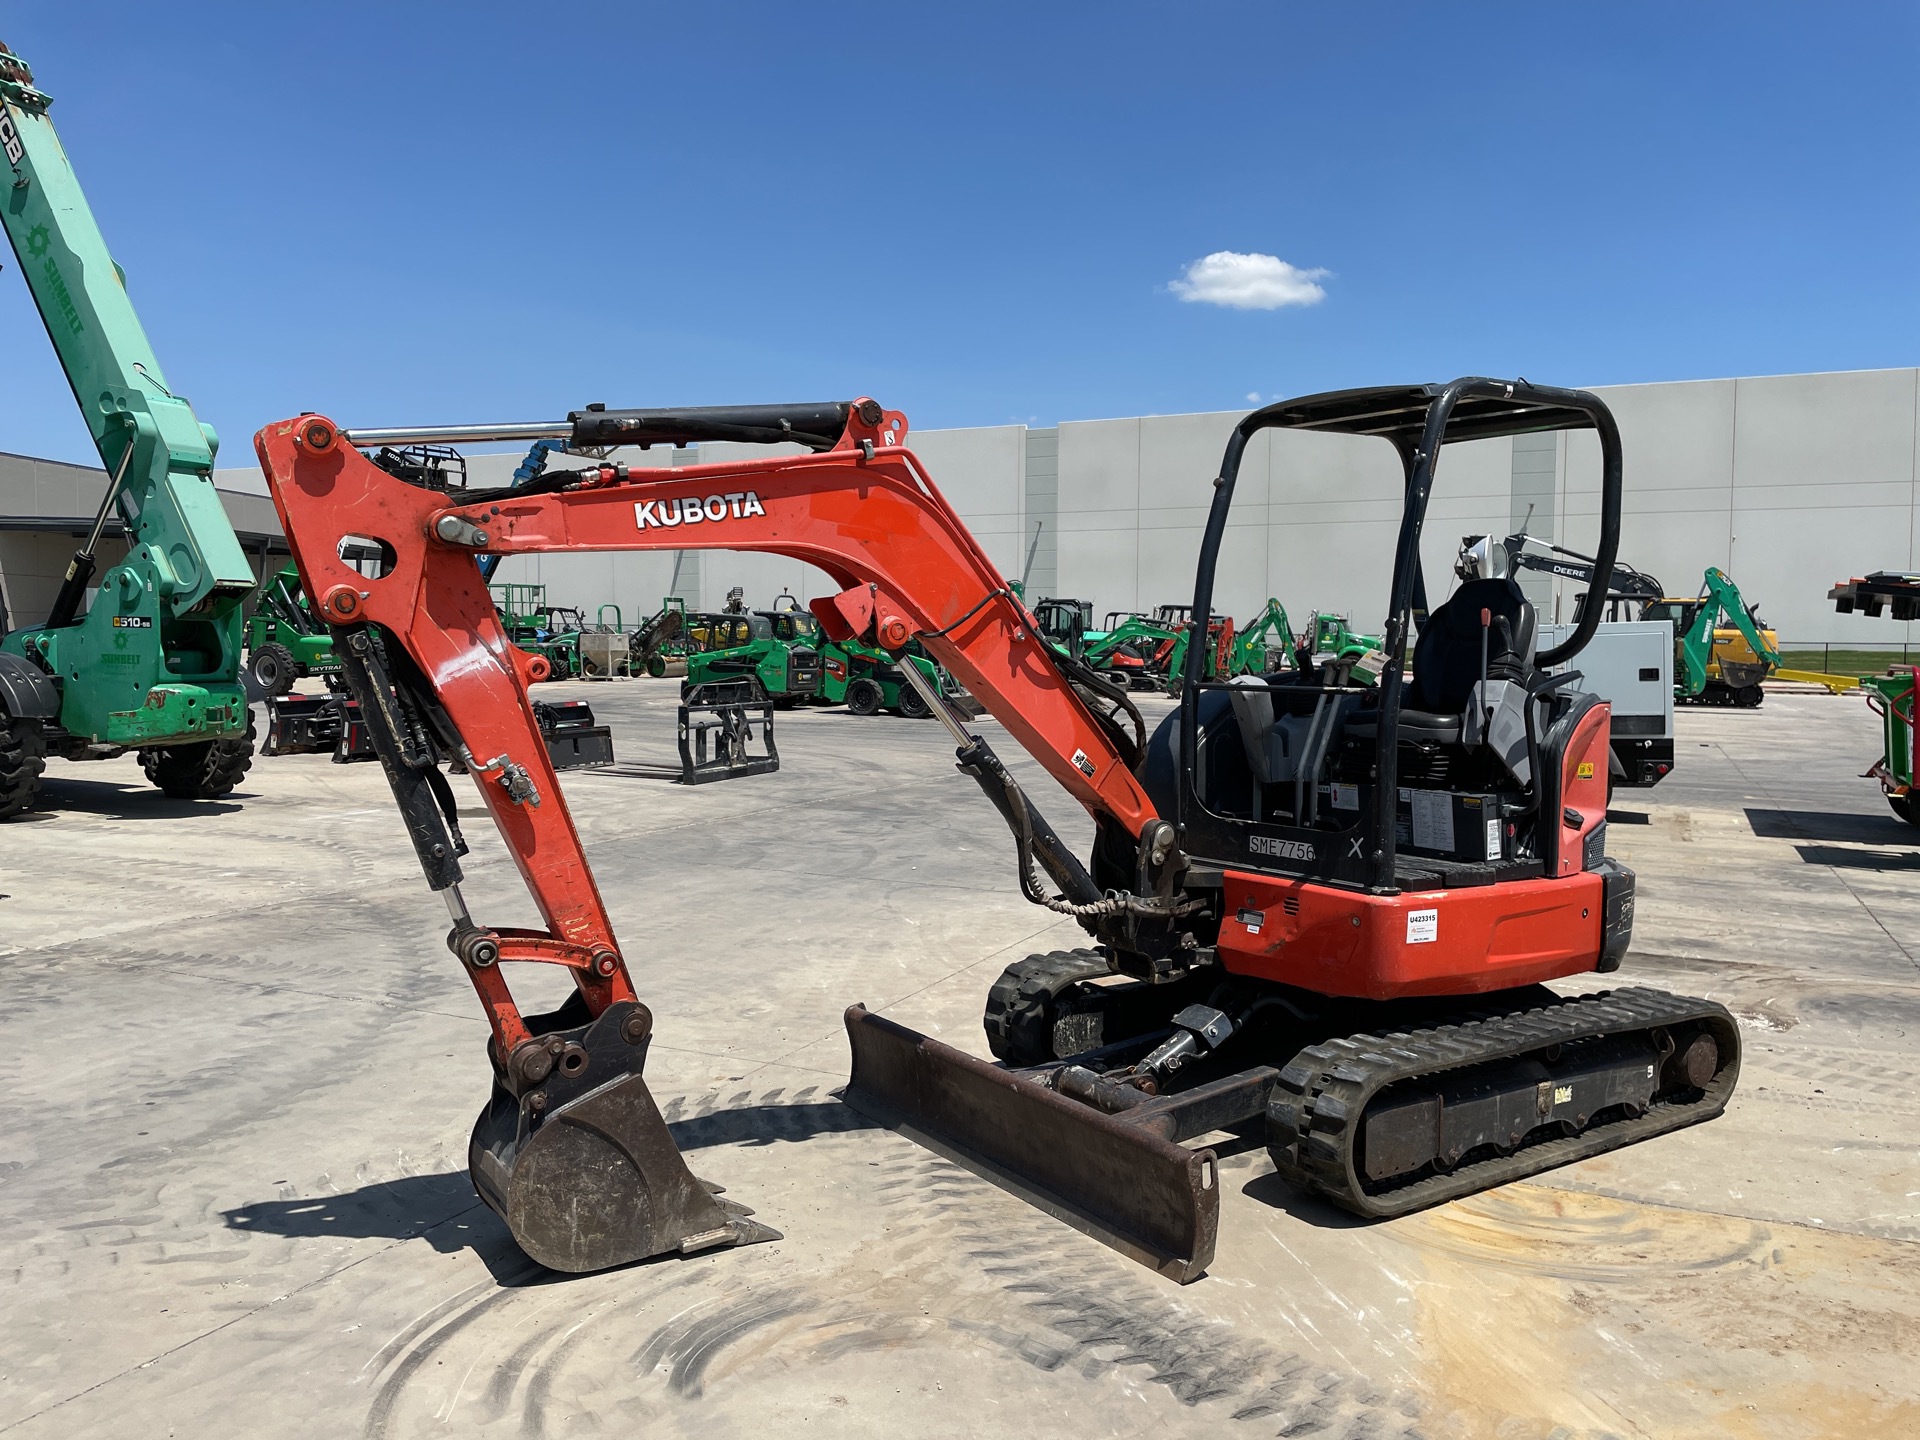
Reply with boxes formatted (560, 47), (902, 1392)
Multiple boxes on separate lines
(254, 401), (1178, 1273)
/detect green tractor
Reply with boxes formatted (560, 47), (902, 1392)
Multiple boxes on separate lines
(683, 593), (823, 705)
(0, 45), (255, 817)
(243, 562), (342, 697)
(1828, 573), (1920, 823)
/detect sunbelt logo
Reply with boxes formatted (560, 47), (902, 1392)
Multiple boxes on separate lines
(635, 491), (767, 530)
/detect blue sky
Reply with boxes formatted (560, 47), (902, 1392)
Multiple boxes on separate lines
(0, 2), (1913, 466)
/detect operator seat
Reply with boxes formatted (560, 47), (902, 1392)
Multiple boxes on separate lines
(1401, 578), (1537, 738)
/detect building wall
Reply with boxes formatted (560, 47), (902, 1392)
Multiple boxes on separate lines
(175, 367), (1920, 646)
(0, 533), (130, 630)
(0, 447), (282, 632)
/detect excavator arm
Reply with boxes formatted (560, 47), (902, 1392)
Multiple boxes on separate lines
(254, 399), (1188, 1273)
(1231, 598), (1296, 673)
(1699, 565), (1782, 665)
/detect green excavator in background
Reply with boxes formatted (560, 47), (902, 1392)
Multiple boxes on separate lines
(1644, 568), (1783, 707)
(1228, 598), (1297, 674)
(0, 44), (255, 818)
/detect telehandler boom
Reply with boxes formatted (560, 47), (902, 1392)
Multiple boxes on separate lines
(255, 382), (1738, 1282)
(0, 44), (255, 817)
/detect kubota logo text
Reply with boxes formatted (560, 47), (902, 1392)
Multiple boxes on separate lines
(635, 491), (767, 530)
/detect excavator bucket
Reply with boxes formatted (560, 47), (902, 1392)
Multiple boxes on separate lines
(841, 1005), (1220, 1283)
(469, 1001), (780, 1273)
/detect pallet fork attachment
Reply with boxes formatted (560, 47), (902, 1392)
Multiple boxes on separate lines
(677, 677), (778, 784)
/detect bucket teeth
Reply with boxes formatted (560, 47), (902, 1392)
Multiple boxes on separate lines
(468, 1001), (779, 1273)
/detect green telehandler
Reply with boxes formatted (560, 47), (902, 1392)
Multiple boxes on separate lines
(243, 562), (341, 696)
(0, 44), (255, 818)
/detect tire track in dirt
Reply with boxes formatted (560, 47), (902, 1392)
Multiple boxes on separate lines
(353, 1085), (1438, 1438)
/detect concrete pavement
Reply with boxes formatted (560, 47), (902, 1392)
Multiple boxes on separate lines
(1, 685), (1915, 1438)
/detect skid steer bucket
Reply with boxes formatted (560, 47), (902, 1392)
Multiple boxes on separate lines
(469, 1000), (780, 1273)
(842, 1006), (1220, 1282)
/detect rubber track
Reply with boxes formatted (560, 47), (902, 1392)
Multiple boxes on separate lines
(982, 950), (1110, 1065)
(1267, 986), (1741, 1218)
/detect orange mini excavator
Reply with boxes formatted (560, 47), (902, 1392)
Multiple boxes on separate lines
(255, 381), (1738, 1282)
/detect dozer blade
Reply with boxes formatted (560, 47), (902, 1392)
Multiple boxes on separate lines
(842, 1005), (1218, 1283)
(470, 1000), (780, 1273)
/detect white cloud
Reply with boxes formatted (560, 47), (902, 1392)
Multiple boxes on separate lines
(1246, 391), (1262, 404)
(1170, 251), (1329, 310)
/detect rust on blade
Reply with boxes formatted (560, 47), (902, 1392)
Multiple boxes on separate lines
(840, 1004), (1218, 1283)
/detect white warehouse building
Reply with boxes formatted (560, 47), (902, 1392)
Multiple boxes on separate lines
(394, 367), (1920, 649)
(4, 367), (1915, 650)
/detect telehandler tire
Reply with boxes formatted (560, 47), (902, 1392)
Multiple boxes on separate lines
(248, 642), (299, 697)
(0, 712), (46, 820)
(141, 710), (256, 800)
